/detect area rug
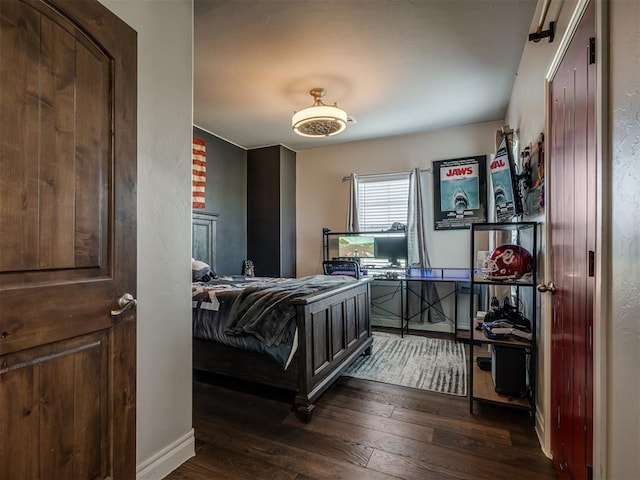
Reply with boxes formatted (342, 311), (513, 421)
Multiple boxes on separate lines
(343, 332), (467, 396)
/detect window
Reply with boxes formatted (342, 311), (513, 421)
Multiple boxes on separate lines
(356, 172), (410, 231)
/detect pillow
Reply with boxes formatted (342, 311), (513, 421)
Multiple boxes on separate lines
(192, 258), (217, 282)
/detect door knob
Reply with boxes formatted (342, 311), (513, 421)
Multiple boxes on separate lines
(111, 293), (137, 316)
(537, 282), (556, 294)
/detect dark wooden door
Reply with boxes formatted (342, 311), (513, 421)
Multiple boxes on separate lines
(548, 2), (595, 479)
(0, 0), (136, 478)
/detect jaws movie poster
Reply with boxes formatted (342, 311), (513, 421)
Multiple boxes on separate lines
(433, 156), (487, 230)
(490, 137), (522, 222)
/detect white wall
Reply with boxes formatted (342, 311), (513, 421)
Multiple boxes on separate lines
(608, 1), (640, 478)
(296, 121), (503, 277)
(98, 1), (195, 478)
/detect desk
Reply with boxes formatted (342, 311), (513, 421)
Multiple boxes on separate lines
(370, 274), (472, 338)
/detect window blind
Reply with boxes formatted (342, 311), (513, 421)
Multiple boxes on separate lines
(357, 173), (410, 231)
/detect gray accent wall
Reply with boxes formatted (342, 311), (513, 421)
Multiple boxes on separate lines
(193, 127), (247, 275)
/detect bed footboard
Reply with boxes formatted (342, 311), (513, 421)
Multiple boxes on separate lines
(193, 277), (372, 423)
(291, 278), (373, 422)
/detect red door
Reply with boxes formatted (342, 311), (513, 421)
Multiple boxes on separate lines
(548, 2), (595, 478)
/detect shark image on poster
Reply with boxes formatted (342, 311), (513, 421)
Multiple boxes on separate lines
(491, 167), (515, 205)
(433, 156), (487, 230)
(490, 138), (521, 222)
(439, 164), (480, 212)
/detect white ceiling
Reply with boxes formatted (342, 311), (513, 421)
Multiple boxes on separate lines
(193, 0), (538, 152)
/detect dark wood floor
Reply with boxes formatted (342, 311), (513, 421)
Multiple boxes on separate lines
(166, 369), (556, 479)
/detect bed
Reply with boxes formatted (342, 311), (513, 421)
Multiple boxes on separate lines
(192, 273), (373, 422)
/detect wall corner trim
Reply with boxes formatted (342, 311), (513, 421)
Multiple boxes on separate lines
(535, 408), (551, 459)
(136, 429), (195, 479)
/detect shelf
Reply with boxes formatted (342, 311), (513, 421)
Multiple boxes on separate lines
(470, 221), (538, 232)
(468, 221), (538, 420)
(471, 324), (532, 348)
(471, 276), (536, 287)
(471, 360), (531, 409)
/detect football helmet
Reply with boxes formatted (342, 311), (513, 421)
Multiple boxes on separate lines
(483, 244), (533, 280)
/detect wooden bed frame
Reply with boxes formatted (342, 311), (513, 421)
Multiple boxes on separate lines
(193, 277), (373, 422)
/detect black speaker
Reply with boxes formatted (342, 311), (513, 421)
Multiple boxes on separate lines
(491, 345), (528, 396)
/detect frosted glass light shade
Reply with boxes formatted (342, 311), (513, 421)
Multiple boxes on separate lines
(292, 88), (348, 137)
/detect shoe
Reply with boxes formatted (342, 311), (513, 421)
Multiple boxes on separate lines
(502, 308), (531, 331)
(491, 296), (500, 310)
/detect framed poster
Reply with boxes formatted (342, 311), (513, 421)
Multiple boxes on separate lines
(523, 133), (545, 215)
(433, 156), (487, 230)
(490, 136), (523, 222)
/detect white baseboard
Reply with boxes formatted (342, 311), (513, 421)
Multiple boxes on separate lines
(136, 429), (195, 480)
(535, 409), (552, 459)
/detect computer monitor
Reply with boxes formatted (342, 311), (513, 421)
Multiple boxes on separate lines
(374, 236), (408, 266)
(337, 236), (375, 258)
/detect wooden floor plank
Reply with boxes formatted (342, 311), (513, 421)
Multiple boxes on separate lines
(322, 392), (396, 418)
(335, 376), (535, 433)
(164, 461), (232, 480)
(179, 442), (297, 480)
(313, 402), (435, 443)
(431, 429), (557, 477)
(188, 416), (399, 480)
(168, 358), (555, 480)
(196, 415), (375, 470)
(332, 378), (474, 423)
(283, 410), (547, 480)
(390, 405), (512, 446)
(366, 448), (461, 480)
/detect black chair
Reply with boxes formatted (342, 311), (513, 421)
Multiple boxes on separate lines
(322, 260), (361, 279)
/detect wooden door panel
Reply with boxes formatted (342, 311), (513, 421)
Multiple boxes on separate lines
(73, 38), (111, 269)
(1, 332), (108, 479)
(39, 12), (80, 269)
(562, 74), (576, 475)
(549, 78), (566, 469)
(0, 282), (113, 354)
(0, 366), (38, 479)
(1, 0), (136, 477)
(0, 1), (41, 271)
(0, 0), (111, 275)
(584, 24), (596, 468)
(571, 34), (590, 475)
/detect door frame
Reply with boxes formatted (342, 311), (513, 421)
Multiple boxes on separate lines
(543, 0), (609, 475)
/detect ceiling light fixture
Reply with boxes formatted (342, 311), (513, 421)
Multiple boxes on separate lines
(292, 88), (348, 138)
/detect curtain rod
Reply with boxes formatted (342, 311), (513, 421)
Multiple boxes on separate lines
(341, 168), (431, 182)
(528, 0), (555, 43)
(536, 0), (552, 34)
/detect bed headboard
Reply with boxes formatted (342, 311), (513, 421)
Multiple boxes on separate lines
(192, 212), (218, 270)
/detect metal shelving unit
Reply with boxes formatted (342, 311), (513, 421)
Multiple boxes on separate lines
(468, 222), (538, 420)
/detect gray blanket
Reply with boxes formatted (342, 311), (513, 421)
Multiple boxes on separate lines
(224, 276), (355, 346)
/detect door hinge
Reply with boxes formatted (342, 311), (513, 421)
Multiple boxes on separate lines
(589, 37), (596, 64)
(588, 250), (595, 277)
(587, 464), (593, 480)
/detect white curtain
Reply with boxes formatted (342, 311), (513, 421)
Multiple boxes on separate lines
(407, 168), (445, 323)
(407, 168), (427, 266)
(346, 173), (360, 232)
